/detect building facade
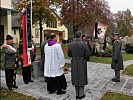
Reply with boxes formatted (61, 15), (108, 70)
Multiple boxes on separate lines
(0, 0), (12, 46)
(0, 0), (68, 45)
(11, 16), (68, 44)
(32, 17), (68, 44)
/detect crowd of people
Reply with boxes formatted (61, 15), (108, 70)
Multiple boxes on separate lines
(2, 31), (123, 99)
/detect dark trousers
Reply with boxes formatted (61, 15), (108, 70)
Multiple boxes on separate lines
(5, 69), (16, 88)
(47, 74), (67, 92)
(115, 70), (120, 80)
(22, 66), (31, 82)
(75, 86), (85, 97)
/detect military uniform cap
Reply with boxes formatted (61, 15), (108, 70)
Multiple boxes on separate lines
(114, 33), (120, 35)
(6, 35), (13, 40)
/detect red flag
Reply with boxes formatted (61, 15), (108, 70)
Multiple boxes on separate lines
(22, 13), (29, 66)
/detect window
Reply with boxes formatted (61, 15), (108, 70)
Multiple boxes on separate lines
(14, 30), (16, 35)
(35, 29), (39, 38)
(55, 20), (57, 28)
(46, 20), (57, 28)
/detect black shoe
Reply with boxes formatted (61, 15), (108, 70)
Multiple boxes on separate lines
(44, 78), (47, 82)
(76, 96), (79, 99)
(57, 90), (66, 95)
(13, 85), (18, 89)
(24, 81), (29, 84)
(112, 78), (116, 81)
(49, 90), (55, 94)
(112, 79), (120, 82)
(29, 80), (34, 83)
(77, 95), (86, 99)
(8, 87), (13, 91)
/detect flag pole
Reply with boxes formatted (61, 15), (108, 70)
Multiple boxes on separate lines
(31, 0), (32, 36)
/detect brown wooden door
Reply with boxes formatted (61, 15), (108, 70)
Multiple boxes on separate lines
(59, 32), (63, 42)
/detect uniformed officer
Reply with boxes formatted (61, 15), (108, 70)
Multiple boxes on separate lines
(111, 33), (123, 82)
(22, 38), (35, 84)
(68, 31), (90, 99)
(3, 35), (18, 91)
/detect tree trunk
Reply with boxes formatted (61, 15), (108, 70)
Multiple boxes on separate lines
(73, 24), (79, 37)
(73, 24), (76, 38)
(39, 18), (43, 48)
(73, 0), (79, 38)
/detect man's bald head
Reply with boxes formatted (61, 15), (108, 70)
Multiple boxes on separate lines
(50, 33), (55, 35)
(49, 33), (56, 40)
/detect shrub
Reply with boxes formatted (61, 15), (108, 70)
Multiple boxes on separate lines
(125, 43), (133, 54)
(94, 45), (112, 57)
(0, 48), (4, 69)
(106, 45), (112, 54)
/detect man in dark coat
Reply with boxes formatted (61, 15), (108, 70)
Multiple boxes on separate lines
(41, 34), (49, 81)
(111, 33), (123, 82)
(21, 38), (35, 84)
(3, 35), (18, 91)
(81, 35), (86, 42)
(41, 34), (49, 70)
(86, 36), (92, 55)
(67, 31), (90, 99)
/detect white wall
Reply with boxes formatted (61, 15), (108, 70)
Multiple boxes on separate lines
(0, 15), (8, 43)
(0, 0), (12, 44)
(1, 0), (11, 9)
(0, 12), (12, 42)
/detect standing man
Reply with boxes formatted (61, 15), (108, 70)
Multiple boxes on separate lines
(41, 34), (49, 59)
(21, 38), (35, 84)
(86, 36), (92, 55)
(41, 34), (49, 81)
(41, 34), (49, 70)
(3, 35), (18, 91)
(67, 31), (90, 99)
(111, 33), (123, 82)
(81, 35), (86, 42)
(44, 33), (67, 95)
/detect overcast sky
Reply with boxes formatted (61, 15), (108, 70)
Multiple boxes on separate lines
(106, 0), (133, 15)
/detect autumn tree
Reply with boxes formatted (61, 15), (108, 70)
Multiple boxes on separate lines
(13, 0), (63, 46)
(61, 0), (110, 37)
(106, 13), (117, 38)
(114, 9), (133, 37)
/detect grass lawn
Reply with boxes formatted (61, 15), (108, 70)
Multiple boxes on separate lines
(62, 44), (133, 64)
(89, 52), (133, 64)
(123, 52), (133, 61)
(100, 92), (133, 100)
(89, 56), (112, 64)
(62, 44), (70, 59)
(0, 87), (36, 100)
(123, 64), (133, 76)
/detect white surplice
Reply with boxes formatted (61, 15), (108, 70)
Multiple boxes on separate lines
(44, 43), (65, 77)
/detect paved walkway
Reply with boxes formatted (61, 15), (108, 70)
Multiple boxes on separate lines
(1, 60), (133, 100)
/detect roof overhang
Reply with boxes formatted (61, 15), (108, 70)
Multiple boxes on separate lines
(44, 29), (64, 33)
(0, 7), (19, 16)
